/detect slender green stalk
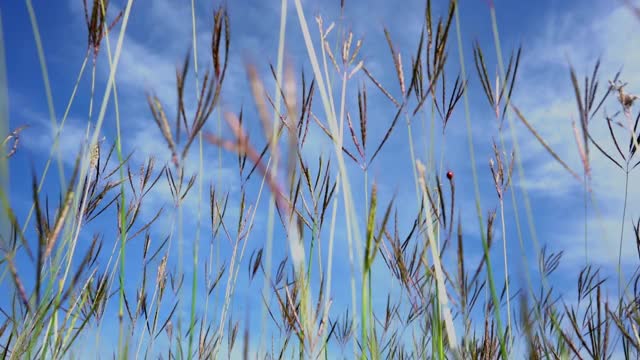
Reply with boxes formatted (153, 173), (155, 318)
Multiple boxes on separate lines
(584, 172), (589, 262)
(20, 52), (91, 237)
(25, 0), (65, 190)
(25, 1), (131, 351)
(416, 161), (457, 352)
(453, 3), (507, 357)
(0, 7), (10, 265)
(90, 1), (135, 357)
(498, 198), (511, 336)
(488, 5), (568, 352)
(187, 0), (201, 357)
(319, 176), (340, 357)
(618, 166), (629, 298)
(257, 0), (288, 356)
(303, 8), (365, 357)
(102, 28), (128, 360)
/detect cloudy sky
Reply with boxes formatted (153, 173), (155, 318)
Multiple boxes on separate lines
(2, 0), (640, 357)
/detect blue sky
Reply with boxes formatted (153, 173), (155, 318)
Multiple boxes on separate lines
(2, 0), (640, 357)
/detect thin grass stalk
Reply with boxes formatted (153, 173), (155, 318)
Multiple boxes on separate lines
(42, 186), (118, 358)
(109, 58), (129, 360)
(43, 48), (98, 320)
(208, 105), (223, 356)
(437, 133), (447, 252)
(584, 172), (589, 262)
(256, 0), (289, 356)
(89, 235), (125, 354)
(487, 6), (578, 353)
(337, 66), (373, 358)
(407, 113), (423, 228)
(427, 103), (437, 174)
(145, 187), (182, 357)
(406, 64), (443, 356)
(218, 207), (256, 357)
(56, 268), (98, 358)
(485, 4), (590, 355)
(362, 185), (375, 359)
(618, 164), (630, 298)
(36, 129), (90, 359)
(212, 129), (286, 357)
(488, 90), (516, 343)
(616, 104), (638, 298)
(483, 21), (521, 355)
(211, 124), (294, 358)
(57, 284), (95, 358)
(210, 184), (264, 356)
(213, 95), (223, 354)
(452, 3), (507, 358)
(187, 0), (202, 357)
(88, 5), (130, 356)
(319, 27), (341, 159)
(174, 173), (185, 360)
(20, 51), (91, 236)
(145, 253), (175, 356)
(364, 171), (368, 226)
(506, 116), (574, 355)
(319, 174), (340, 358)
(25, 0), (66, 190)
(488, 2), (546, 295)
(416, 161), (457, 354)
(87, 47), (97, 143)
(32, 175), (75, 358)
(498, 197), (510, 337)
(0, 10), (8, 272)
(339, 43), (371, 359)
(311, 11), (363, 358)
(433, 287), (444, 359)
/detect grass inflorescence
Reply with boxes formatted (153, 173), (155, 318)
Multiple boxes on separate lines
(1, 0), (640, 359)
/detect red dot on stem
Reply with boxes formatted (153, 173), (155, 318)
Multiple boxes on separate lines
(446, 170), (454, 180)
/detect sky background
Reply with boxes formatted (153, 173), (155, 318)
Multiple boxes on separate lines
(2, 0), (640, 357)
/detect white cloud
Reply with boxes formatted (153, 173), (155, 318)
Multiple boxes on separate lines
(19, 109), (96, 169)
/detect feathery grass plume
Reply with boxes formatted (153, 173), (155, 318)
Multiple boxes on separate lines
(489, 140), (515, 200)
(147, 7), (229, 170)
(311, 24), (378, 171)
(416, 6), (469, 132)
(432, 70), (466, 132)
(564, 60), (619, 286)
(489, 138), (515, 339)
(569, 60), (620, 179)
(404, 0), (456, 117)
(83, 0), (122, 63)
(473, 42), (521, 129)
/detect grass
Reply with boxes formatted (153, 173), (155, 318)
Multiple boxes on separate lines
(2, 0), (640, 358)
